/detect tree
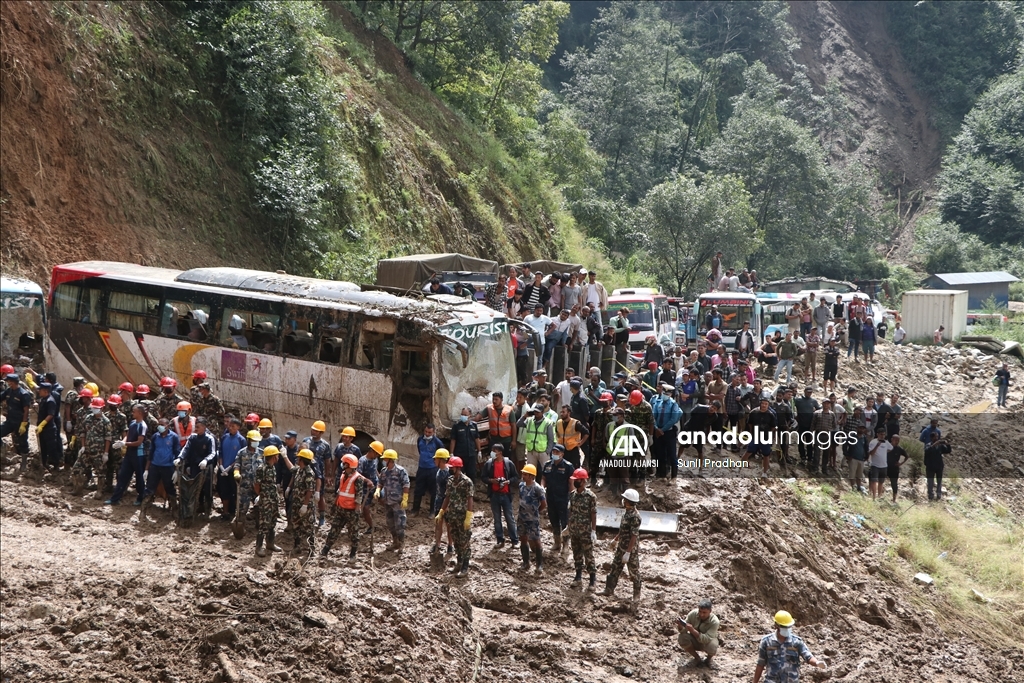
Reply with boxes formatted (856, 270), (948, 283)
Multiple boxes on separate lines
(636, 174), (757, 296)
(938, 67), (1024, 246)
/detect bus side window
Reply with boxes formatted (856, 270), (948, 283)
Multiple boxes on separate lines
(106, 291), (161, 334)
(283, 308), (317, 359)
(221, 308), (280, 353)
(53, 284), (82, 321)
(318, 310), (349, 364)
(162, 300), (211, 341)
(350, 317), (396, 372)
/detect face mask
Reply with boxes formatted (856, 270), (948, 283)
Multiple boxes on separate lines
(250, 440), (260, 449)
(460, 415), (469, 422)
(612, 380), (620, 387)
(551, 453), (562, 461)
(177, 410), (187, 419)
(91, 408), (102, 415)
(489, 451), (497, 459)
(575, 480), (585, 489)
(778, 627), (792, 638)
(155, 425), (166, 434)
(163, 388), (173, 395)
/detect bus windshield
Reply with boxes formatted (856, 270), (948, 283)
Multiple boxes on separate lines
(438, 319), (517, 422)
(603, 301), (655, 331)
(698, 298), (755, 333)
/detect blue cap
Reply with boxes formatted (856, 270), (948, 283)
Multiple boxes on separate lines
(284, 430), (298, 438)
(38, 382), (53, 390)
(5, 373), (19, 382)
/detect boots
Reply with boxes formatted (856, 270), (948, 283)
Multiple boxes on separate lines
(534, 547), (543, 574)
(349, 546), (357, 560)
(321, 543), (332, 557)
(71, 472), (85, 496)
(588, 573), (597, 591)
(520, 543), (531, 570)
(256, 533), (266, 557)
(570, 569), (583, 588)
(632, 582), (642, 600)
(599, 576), (618, 596)
(267, 529), (282, 553)
(455, 558), (469, 578)
(552, 530), (562, 552)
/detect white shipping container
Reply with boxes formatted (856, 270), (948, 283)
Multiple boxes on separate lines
(900, 290), (968, 341)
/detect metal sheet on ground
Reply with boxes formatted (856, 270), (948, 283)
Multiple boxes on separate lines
(596, 506), (679, 533)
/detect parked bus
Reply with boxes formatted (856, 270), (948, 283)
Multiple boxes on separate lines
(604, 288), (673, 355)
(44, 262), (516, 476)
(694, 292), (762, 347)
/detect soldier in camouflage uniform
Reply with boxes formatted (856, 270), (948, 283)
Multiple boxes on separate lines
(253, 445), (281, 557)
(624, 382), (654, 483)
(375, 449), (410, 552)
(601, 488), (642, 600)
(154, 377), (182, 420)
(517, 463), (547, 573)
(567, 467), (598, 590)
(438, 456), (474, 577)
(589, 393), (614, 478)
(754, 611), (827, 683)
(127, 384), (159, 437)
(103, 395), (129, 493)
(72, 397), (112, 495)
(289, 448), (318, 560)
(68, 388), (94, 468)
(188, 370), (207, 404)
(61, 377), (85, 467)
(322, 454), (370, 560)
(232, 430), (263, 526)
(192, 383), (225, 435)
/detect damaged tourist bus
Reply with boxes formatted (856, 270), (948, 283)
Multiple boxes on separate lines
(44, 262), (516, 476)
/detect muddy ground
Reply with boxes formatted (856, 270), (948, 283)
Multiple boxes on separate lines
(2, 341), (1022, 683)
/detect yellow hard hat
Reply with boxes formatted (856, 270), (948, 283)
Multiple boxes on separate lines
(381, 449), (398, 460)
(263, 445), (280, 457)
(340, 426), (356, 437)
(258, 418), (273, 429)
(773, 611), (795, 627)
(521, 464), (537, 476)
(369, 441), (384, 455)
(85, 382), (100, 396)
(297, 448), (314, 461)
(311, 420), (327, 432)
(434, 448), (450, 460)
(246, 430), (262, 442)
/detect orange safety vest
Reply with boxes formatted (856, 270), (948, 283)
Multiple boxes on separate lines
(335, 472), (359, 510)
(556, 418), (583, 451)
(487, 405), (513, 439)
(173, 416), (195, 440)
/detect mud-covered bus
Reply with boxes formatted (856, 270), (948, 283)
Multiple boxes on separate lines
(44, 262), (516, 475)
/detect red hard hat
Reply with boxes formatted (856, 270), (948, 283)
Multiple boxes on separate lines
(119, 382), (134, 393)
(599, 391), (614, 402)
(192, 370), (207, 381)
(629, 389), (643, 406)
(448, 456), (464, 468)
(107, 394), (123, 406)
(79, 388), (94, 399)
(245, 412), (260, 424)
(570, 467), (589, 480)
(0, 364), (14, 375)
(648, 362), (658, 370)
(136, 384), (150, 395)
(159, 376), (177, 388)
(90, 397), (105, 408)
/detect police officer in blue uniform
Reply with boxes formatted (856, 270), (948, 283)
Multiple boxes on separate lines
(35, 382), (63, 471)
(2, 373), (33, 467)
(540, 444), (575, 552)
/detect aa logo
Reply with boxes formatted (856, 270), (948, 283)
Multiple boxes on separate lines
(609, 423), (649, 459)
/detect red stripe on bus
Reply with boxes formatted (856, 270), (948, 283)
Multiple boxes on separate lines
(98, 330), (134, 384)
(47, 265), (104, 306)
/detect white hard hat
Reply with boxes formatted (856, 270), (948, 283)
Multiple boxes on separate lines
(622, 488), (640, 503)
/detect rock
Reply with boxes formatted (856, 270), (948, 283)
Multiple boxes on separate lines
(208, 627), (237, 645)
(913, 573), (934, 586)
(971, 589), (989, 603)
(70, 630), (111, 652)
(398, 623), (417, 646)
(996, 459), (1014, 470)
(26, 602), (52, 620)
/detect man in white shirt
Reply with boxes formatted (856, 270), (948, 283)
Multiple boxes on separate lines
(567, 306), (586, 347)
(892, 322), (906, 345)
(582, 271), (608, 313)
(554, 368), (576, 410)
(524, 304), (554, 370)
(867, 428), (893, 501)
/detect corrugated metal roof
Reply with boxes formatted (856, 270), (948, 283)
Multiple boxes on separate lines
(929, 271), (1019, 285)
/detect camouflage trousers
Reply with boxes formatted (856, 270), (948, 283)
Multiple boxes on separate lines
(444, 510), (472, 563)
(569, 529), (596, 574)
(293, 505), (316, 551)
(72, 450), (103, 476)
(608, 546), (641, 589)
(257, 498), (279, 534)
(384, 503), (406, 539)
(104, 448), (123, 491)
(517, 517), (541, 542)
(325, 506), (360, 551)
(237, 485), (254, 520)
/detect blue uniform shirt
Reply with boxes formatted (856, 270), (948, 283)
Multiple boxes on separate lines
(756, 632), (813, 683)
(417, 434), (444, 470)
(220, 431), (247, 469)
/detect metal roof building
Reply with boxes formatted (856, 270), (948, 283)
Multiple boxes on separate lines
(922, 271), (1019, 309)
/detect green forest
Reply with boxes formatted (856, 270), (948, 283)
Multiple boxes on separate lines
(53, 0), (1023, 297)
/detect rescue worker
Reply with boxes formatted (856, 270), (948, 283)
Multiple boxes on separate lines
(322, 453), (370, 560)
(476, 392), (516, 454)
(193, 383), (225, 437)
(155, 376), (181, 420)
(589, 392), (615, 480)
(253, 445), (282, 557)
(71, 397), (112, 495)
(449, 407), (481, 482)
(35, 382), (62, 472)
(358, 441), (383, 535)
(430, 448), (453, 556)
(61, 377), (86, 467)
(131, 384), (159, 437)
(437, 456), (474, 577)
(171, 401), (195, 440)
(216, 417), (246, 519)
(301, 420), (331, 526)
(541, 444), (574, 552)
(517, 463), (547, 573)
(174, 417), (216, 516)
(1, 372), (33, 467)
(232, 430), (263, 528)
(117, 382), (135, 422)
(413, 423), (444, 514)
(601, 488), (642, 600)
(280, 430), (299, 525)
(675, 599), (720, 669)
(103, 394), (129, 493)
(482, 444), (519, 549)
(375, 448), (410, 552)
(189, 369), (207, 404)
(752, 611), (827, 683)
(70, 386), (98, 470)
(140, 418), (180, 513)
(333, 426), (361, 496)
(106, 405), (148, 506)
(243, 412), (261, 436)
(567, 467), (598, 591)
(518, 403), (554, 470)
(288, 448), (317, 560)
(554, 404), (589, 469)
